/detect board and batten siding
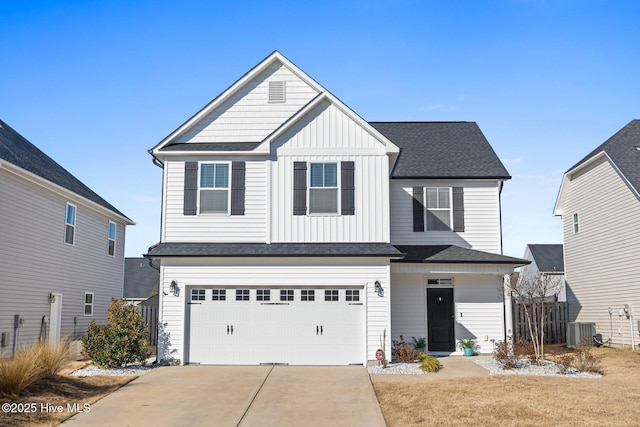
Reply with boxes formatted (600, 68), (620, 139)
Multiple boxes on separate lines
(562, 157), (640, 347)
(157, 258), (391, 364)
(176, 62), (319, 144)
(162, 159), (267, 242)
(390, 272), (504, 354)
(0, 168), (126, 353)
(390, 180), (502, 253)
(271, 101), (390, 243)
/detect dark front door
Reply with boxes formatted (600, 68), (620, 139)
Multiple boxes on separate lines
(427, 288), (455, 351)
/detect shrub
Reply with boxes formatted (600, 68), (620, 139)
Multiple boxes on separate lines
(553, 353), (575, 375)
(417, 352), (441, 372)
(35, 341), (69, 378)
(514, 339), (536, 362)
(493, 337), (518, 369)
(0, 345), (44, 398)
(394, 342), (418, 363)
(83, 299), (149, 368)
(573, 341), (603, 374)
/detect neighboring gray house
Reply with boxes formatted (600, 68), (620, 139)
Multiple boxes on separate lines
(0, 120), (134, 356)
(554, 119), (640, 348)
(520, 244), (566, 301)
(124, 257), (159, 305)
(146, 51), (527, 366)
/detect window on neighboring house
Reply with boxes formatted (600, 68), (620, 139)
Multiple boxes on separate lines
(64, 203), (76, 245)
(199, 163), (229, 214)
(426, 187), (451, 231)
(301, 290), (315, 301)
(84, 292), (94, 316)
(108, 221), (116, 256)
(309, 163), (338, 214)
(573, 212), (579, 234)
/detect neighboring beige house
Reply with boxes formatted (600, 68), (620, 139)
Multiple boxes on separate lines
(146, 51), (527, 366)
(0, 120), (134, 357)
(554, 120), (640, 348)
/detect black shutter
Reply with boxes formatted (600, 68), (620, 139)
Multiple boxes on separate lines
(341, 161), (355, 215)
(293, 162), (307, 215)
(183, 162), (198, 216)
(231, 161), (246, 215)
(413, 187), (424, 232)
(453, 187), (465, 232)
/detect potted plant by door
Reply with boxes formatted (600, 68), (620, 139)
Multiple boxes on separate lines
(412, 336), (426, 353)
(458, 339), (476, 356)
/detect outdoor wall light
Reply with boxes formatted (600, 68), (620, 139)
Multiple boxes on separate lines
(169, 280), (179, 296)
(48, 293), (55, 304)
(374, 281), (384, 297)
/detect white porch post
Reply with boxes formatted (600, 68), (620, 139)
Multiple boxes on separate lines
(503, 274), (513, 338)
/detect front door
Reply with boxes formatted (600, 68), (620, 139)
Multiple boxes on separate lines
(427, 288), (455, 351)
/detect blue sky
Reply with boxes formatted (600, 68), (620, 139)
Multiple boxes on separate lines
(2, 0), (639, 258)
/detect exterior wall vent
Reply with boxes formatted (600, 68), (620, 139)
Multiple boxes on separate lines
(268, 81), (285, 103)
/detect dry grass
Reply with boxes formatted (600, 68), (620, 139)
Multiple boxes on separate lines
(373, 346), (640, 427)
(35, 342), (70, 378)
(0, 345), (43, 398)
(0, 371), (133, 426)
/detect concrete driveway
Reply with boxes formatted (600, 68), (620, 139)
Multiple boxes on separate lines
(63, 365), (386, 427)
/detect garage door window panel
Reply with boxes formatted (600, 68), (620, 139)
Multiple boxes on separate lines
(345, 290), (360, 302)
(211, 289), (226, 301)
(325, 290), (339, 301)
(236, 289), (250, 301)
(301, 290), (315, 301)
(256, 289), (270, 301)
(280, 290), (294, 301)
(191, 289), (206, 301)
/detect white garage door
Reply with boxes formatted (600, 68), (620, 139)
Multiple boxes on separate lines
(186, 287), (365, 365)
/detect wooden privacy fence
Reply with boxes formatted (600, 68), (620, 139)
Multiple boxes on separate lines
(513, 302), (568, 344)
(140, 305), (158, 346)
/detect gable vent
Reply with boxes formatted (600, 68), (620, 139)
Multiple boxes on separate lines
(268, 81), (286, 103)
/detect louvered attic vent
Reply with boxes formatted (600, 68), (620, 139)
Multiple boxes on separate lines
(268, 81), (286, 103)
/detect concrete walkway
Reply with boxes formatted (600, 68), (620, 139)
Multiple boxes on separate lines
(63, 365), (386, 427)
(370, 356), (490, 383)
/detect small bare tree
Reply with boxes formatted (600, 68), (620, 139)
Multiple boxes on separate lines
(507, 272), (563, 365)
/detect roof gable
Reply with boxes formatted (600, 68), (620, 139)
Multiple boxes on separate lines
(370, 122), (511, 179)
(526, 244), (564, 273)
(554, 119), (640, 214)
(0, 120), (132, 222)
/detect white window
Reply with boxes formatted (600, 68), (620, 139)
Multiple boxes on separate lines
(426, 187), (451, 231)
(191, 289), (206, 301)
(301, 290), (315, 301)
(256, 289), (270, 301)
(65, 203), (76, 245)
(280, 289), (294, 301)
(345, 290), (360, 302)
(211, 289), (226, 301)
(108, 221), (116, 256)
(427, 279), (453, 286)
(309, 163), (338, 214)
(573, 212), (579, 234)
(324, 290), (339, 301)
(236, 289), (250, 301)
(199, 163), (229, 214)
(84, 292), (94, 316)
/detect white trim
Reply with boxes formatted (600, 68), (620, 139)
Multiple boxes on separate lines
(197, 161), (231, 215)
(64, 202), (76, 246)
(108, 221), (116, 256)
(84, 292), (94, 317)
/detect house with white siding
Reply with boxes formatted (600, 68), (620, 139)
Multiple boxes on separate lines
(554, 120), (640, 348)
(146, 51), (527, 365)
(0, 120), (134, 357)
(520, 244), (566, 302)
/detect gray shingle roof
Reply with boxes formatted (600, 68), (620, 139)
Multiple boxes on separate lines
(527, 244), (564, 273)
(160, 142), (262, 152)
(369, 122), (511, 179)
(567, 119), (640, 193)
(0, 120), (130, 220)
(145, 242), (404, 258)
(124, 258), (160, 299)
(394, 245), (529, 265)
